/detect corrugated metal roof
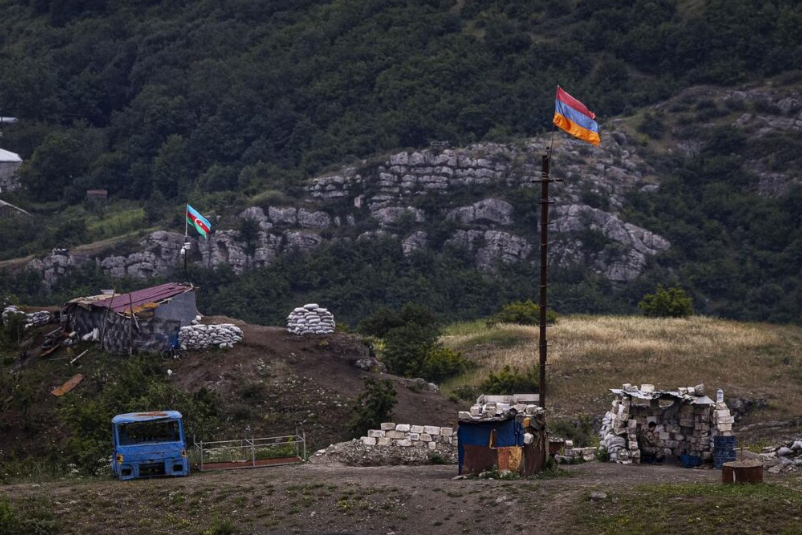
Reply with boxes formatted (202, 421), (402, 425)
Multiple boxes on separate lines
(112, 410), (183, 424)
(89, 283), (194, 314)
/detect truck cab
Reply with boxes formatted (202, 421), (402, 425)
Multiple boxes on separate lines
(111, 411), (190, 480)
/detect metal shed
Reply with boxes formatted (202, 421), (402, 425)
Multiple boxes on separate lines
(457, 395), (547, 476)
(64, 283), (197, 355)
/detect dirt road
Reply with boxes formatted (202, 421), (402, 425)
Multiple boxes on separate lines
(1, 461), (725, 534)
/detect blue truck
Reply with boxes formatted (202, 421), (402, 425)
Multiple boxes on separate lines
(111, 411), (190, 480)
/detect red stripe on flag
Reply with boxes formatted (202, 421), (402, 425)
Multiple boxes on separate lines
(556, 87), (596, 120)
(188, 212), (210, 234)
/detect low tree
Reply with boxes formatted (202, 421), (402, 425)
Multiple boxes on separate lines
(638, 285), (694, 318)
(489, 300), (557, 326)
(348, 378), (397, 438)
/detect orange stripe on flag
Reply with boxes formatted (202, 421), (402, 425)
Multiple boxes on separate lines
(553, 113), (600, 146)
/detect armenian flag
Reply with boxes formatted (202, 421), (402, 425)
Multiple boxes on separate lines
(186, 204), (212, 238)
(552, 86), (600, 146)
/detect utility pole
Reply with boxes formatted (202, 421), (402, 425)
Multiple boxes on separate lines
(538, 147), (552, 410)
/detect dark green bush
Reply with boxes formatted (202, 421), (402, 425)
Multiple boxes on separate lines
(421, 346), (468, 384)
(638, 285), (694, 318)
(383, 323), (438, 378)
(348, 378), (397, 438)
(489, 300), (557, 326)
(480, 365), (538, 395)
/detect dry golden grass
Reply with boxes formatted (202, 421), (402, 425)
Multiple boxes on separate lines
(442, 315), (802, 421)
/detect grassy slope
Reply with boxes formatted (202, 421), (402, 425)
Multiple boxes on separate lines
(442, 315), (802, 426)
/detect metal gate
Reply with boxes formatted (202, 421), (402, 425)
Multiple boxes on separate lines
(192, 431), (306, 471)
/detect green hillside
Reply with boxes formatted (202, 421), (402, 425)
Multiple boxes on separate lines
(1, 0), (802, 324)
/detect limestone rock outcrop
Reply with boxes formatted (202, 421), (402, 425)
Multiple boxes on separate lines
(21, 129), (671, 286)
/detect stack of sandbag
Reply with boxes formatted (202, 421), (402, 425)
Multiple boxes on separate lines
(286, 304), (335, 335)
(179, 323), (243, 349)
(2, 306), (52, 329)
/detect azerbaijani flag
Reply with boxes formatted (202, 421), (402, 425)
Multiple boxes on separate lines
(553, 86), (600, 146)
(186, 204), (212, 238)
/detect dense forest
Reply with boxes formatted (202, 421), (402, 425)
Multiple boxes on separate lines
(1, 0), (802, 324)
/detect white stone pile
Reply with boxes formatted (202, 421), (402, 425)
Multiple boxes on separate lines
(179, 323), (243, 349)
(361, 423), (457, 452)
(286, 303), (335, 335)
(458, 394), (543, 422)
(1, 306), (51, 329)
(754, 440), (802, 474)
(555, 440), (599, 464)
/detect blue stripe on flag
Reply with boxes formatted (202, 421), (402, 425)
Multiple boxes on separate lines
(187, 204), (212, 231)
(555, 100), (599, 133)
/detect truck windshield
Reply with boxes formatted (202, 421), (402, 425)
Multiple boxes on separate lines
(118, 420), (180, 445)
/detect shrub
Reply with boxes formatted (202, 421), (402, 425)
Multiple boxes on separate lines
(0, 496), (56, 535)
(550, 417), (595, 447)
(383, 323), (438, 378)
(638, 285), (694, 318)
(480, 365), (538, 394)
(421, 346), (468, 383)
(358, 304), (439, 338)
(348, 378), (397, 438)
(357, 307), (405, 337)
(489, 300), (557, 326)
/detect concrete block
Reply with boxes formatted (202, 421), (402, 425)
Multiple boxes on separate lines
(396, 424), (411, 432)
(380, 423), (396, 431)
(361, 437), (376, 446)
(368, 430), (385, 438)
(386, 431), (405, 439)
(420, 433), (432, 442)
(409, 433), (420, 441)
(397, 439), (412, 447)
(440, 427), (453, 436)
(424, 426), (441, 435)
(377, 437), (392, 446)
(410, 425), (424, 433)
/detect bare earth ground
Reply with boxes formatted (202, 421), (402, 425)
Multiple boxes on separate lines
(0, 461), (775, 535)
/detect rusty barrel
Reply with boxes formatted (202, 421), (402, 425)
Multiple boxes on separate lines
(722, 460), (763, 484)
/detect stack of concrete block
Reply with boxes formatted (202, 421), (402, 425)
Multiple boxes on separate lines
(179, 323), (243, 349)
(360, 423), (457, 453)
(2, 306), (52, 330)
(458, 393), (543, 422)
(599, 383), (730, 465)
(286, 304), (335, 335)
(713, 402), (735, 436)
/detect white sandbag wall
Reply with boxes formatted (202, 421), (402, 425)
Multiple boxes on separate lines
(286, 304), (335, 335)
(179, 324), (243, 349)
(2, 306), (52, 330)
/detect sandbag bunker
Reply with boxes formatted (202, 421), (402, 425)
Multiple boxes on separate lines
(286, 303), (335, 335)
(599, 383), (735, 466)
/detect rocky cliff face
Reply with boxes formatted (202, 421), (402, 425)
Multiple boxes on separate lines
(24, 128), (672, 286)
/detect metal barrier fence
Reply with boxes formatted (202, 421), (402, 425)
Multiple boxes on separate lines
(191, 432), (306, 471)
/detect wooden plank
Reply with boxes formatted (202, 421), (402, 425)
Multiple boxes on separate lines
(51, 373), (84, 397)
